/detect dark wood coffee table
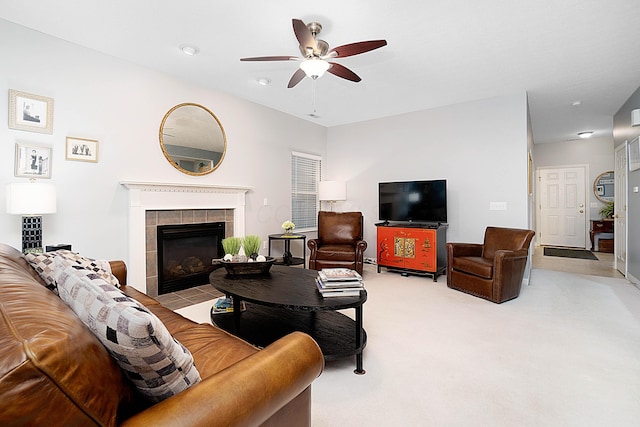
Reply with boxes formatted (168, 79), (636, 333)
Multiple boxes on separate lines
(209, 265), (367, 374)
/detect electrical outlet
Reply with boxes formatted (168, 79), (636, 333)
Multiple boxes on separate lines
(364, 257), (377, 264)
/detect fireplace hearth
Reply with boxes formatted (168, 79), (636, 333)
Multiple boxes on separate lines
(157, 222), (224, 294)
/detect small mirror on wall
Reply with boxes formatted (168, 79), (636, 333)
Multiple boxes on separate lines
(159, 103), (226, 176)
(593, 171), (614, 203)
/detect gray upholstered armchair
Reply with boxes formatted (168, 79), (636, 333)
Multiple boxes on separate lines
(308, 211), (368, 275)
(446, 226), (535, 303)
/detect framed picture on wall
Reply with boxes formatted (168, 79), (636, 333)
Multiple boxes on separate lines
(66, 136), (99, 162)
(629, 137), (640, 172)
(15, 142), (52, 178)
(8, 89), (54, 134)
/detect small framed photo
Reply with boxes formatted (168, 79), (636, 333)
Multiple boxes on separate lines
(15, 142), (52, 178)
(8, 89), (54, 134)
(66, 136), (99, 162)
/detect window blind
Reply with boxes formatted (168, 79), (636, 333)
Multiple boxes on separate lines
(291, 151), (321, 230)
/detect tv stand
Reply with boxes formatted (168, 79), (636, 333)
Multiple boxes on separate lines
(375, 223), (447, 281)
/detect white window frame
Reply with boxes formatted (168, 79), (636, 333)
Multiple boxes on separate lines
(291, 151), (322, 232)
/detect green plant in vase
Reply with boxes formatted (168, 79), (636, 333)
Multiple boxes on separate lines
(221, 237), (242, 261)
(242, 235), (262, 260)
(599, 201), (614, 219)
(281, 220), (295, 234)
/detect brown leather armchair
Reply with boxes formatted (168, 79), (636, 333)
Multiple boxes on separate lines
(446, 226), (535, 303)
(308, 211), (368, 275)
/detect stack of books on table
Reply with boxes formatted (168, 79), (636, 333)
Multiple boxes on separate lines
(211, 296), (246, 315)
(315, 268), (365, 298)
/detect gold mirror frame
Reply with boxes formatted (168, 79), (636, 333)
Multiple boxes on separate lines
(159, 103), (226, 176)
(593, 170), (614, 203)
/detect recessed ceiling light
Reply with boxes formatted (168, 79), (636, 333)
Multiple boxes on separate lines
(572, 100), (582, 107)
(179, 44), (199, 56)
(578, 131), (594, 138)
(256, 78), (271, 86)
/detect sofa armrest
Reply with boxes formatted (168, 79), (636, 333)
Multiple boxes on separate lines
(307, 238), (320, 252)
(307, 239), (320, 270)
(494, 248), (529, 261)
(121, 331), (324, 427)
(446, 242), (483, 258)
(108, 260), (127, 285)
(355, 239), (368, 255)
(493, 248), (530, 273)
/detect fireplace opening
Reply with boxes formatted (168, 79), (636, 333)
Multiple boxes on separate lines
(157, 222), (225, 294)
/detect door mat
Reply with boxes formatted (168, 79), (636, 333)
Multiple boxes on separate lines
(543, 247), (598, 260)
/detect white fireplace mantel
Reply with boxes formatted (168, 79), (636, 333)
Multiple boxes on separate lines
(121, 181), (252, 292)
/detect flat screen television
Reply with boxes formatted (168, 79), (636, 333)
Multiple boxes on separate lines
(378, 179), (447, 224)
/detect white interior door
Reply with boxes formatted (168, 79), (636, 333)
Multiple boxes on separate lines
(615, 142), (628, 276)
(538, 166), (587, 248)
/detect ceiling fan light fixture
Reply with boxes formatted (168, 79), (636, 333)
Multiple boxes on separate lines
(300, 59), (330, 79)
(578, 131), (594, 139)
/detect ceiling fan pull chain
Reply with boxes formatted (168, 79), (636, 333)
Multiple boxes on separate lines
(312, 78), (317, 113)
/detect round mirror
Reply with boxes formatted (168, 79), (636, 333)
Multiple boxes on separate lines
(593, 171), (614, 203)
(159, 103), (226, 175)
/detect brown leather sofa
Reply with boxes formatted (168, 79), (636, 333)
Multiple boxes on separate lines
(0, 243), (324, 426)
(308, 211), (368, 275)
(446, 227), (535, 304)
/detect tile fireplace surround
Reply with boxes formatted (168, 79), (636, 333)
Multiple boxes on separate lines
(121, 181), (251, 295)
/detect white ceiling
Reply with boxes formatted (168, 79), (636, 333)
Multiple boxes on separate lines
(2, 0), (639, 144)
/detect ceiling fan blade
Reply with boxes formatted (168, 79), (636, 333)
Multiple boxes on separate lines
(327, 40), (387, 58)
(287, 68), (307, 88)
(240, 56), (298, 61)
(292, 19), (317, 54)
(327, 63), (361, 82)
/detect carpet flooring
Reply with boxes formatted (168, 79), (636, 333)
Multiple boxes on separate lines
(543, 246), (599, 260)
(175, 264), (640, 426)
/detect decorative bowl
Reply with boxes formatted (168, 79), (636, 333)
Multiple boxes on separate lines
(213, 257), (276, 276)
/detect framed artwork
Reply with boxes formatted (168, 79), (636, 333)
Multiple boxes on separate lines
(8, 89), (54, 134)
(15, 142), (52, 178)
(66, 136), (99, 162)
(629, 137), (640, 172)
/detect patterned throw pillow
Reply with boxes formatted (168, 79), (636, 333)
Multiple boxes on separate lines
(25, 250), (120, 295)
(54, 260), (201, 402)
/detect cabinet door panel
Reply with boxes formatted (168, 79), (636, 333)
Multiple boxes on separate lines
(377, 226), (403, 267)
(403, 229), (436, 271)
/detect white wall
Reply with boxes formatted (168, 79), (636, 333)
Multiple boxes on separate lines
(533, 136), (615, 220)
(325, 93), (531, 257)
(613, 85), (640, 285)
(1, 20), (534, 270)
(0, 20), (326, 262)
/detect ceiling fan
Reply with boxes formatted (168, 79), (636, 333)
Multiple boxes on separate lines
(240, 19), (387, 88)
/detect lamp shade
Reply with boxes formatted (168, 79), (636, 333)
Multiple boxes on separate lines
(6, 182), (57, 215)
(318, 181), (346, 201)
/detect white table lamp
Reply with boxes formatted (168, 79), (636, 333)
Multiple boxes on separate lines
(6, 180), (57, 253)
(319, 181), (346, 211)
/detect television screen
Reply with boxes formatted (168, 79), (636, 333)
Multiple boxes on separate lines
(379, 180), (447, 223)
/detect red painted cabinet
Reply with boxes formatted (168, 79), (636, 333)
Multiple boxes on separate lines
(376, 224), (447, 281)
